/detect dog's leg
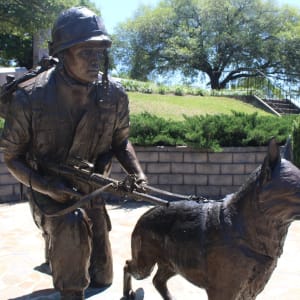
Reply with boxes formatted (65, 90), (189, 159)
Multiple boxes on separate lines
(152, 263), (176, 300)
(123, 260), (135, 299)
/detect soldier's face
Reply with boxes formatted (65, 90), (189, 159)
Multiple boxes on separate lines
(63, 42), (105, 83)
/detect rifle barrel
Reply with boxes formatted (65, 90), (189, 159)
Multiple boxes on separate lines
(46, 163), (169, 206)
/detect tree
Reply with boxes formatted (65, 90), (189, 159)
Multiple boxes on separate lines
(112, 4), (172, 81)
(0, 0), (99, 67)
(112, 0), (300, 89)
(280, 11), (300, 87)
(0, 34), (32, 68)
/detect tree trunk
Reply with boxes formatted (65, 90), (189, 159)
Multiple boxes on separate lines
(208, 73), (226, 90)
(33, 29), (51, 67)
(209, 73), (222, 90)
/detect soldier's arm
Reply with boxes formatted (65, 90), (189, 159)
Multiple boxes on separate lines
(4, 153), (80, 202)
(2, 90), (78, 202)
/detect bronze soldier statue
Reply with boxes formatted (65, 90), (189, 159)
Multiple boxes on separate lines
(1, 6), (147, 299)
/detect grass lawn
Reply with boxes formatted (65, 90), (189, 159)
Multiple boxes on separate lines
(128, 92), (272, 120)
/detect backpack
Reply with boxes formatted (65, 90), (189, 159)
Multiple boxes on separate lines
(0, 57), (58, 119)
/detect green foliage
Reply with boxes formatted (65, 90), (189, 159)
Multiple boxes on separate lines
(130, 113), (186, 146)
(174, 86), (185, 96)
(121, 80), (140, 92)
(235, 76), (285, 99)
(120, 78), (206, 96)
(129, 112), (295, 150)
(138, 82), (153, 94)
(0, 0), (99, 67)
(291, 116), (300, 168)
(190, 88), (205, 96)
(113, 0), (300, 89)
(157, 85), (169, 95)
(112, 4), (172, 81)
(0, 34), (33, 68)
(0, 0), (84, 34)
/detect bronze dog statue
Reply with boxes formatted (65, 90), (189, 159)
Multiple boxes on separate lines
(122, 138), (300, 300)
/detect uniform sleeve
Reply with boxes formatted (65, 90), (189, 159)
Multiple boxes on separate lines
(109, 85), (146, 181)
(1, 89), (31, 157)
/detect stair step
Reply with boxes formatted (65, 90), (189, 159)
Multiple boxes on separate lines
(271, 103), (296, 109)
(281, 109), (300, 113)
(264, 100), (289, 105)
(263, 98), (300, 115)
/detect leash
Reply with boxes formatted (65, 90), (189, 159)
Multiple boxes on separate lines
(145, 184), (207, 201)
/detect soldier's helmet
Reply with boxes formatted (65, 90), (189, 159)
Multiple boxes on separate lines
(49, 6), (112, 56)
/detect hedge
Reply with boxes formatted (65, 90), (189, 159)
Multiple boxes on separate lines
(0, 112), (297, 152)
(130, 112), (297, 151)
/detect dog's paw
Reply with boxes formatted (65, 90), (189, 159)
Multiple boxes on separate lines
(121, 289), (135, 300)
(122, 287), (146, 300)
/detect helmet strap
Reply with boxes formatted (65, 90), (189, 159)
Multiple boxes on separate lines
(102, 49), (109, 92)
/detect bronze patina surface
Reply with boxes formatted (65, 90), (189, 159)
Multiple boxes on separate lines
(123, 138), (300, 300)
(1, 6), (146, 299)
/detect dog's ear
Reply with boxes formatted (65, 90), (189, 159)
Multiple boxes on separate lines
(259, 137), (280, 185)
(268, 137), (280, 167)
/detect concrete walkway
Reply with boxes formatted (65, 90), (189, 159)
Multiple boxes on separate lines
(1, 201), (300, 300)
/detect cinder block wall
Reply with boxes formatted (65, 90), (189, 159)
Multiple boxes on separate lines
(111, 146), (267, 199)
(0, 146), (267, 202)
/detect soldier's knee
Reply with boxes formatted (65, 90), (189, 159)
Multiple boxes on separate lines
(64, 208), (93, 237)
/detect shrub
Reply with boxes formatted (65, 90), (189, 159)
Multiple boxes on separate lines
(191, 88), (205, 96)
(130, 112), (185, 146)
(157, 85), (168, 95)
(174, 86), (185, 96)
(129, 112), (295, 151)
(138, 83), (153, 94)
(119, 78), (207, 97)
(121, 80), (140, 92)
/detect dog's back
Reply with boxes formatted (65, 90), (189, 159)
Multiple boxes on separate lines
(131, 200), (227, 282)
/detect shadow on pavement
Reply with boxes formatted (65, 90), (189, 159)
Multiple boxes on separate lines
(8, 288), (59, 300)
(8, 286), (111, 300)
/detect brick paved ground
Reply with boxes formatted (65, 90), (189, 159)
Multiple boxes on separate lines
(1, 201), (300, 300)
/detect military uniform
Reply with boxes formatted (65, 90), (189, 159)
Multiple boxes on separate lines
(1, 7), (147, 298)
(2, 62), (141, 293)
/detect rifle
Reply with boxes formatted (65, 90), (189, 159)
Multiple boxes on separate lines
(44, 158), (171, 209)
(39, 158), (206, 217)
(43, 158), (207, 217)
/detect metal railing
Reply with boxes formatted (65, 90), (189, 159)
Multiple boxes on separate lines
(226, 70), (300, 108)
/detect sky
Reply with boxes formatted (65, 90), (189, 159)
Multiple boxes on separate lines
(92, 0), (300, 34)
(93, 0), (161, 33)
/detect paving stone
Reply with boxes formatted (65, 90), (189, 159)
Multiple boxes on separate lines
(0, 202), (300, 299)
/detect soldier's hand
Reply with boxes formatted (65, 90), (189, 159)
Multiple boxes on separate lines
(134, 178), (148, 193)
(46, 178), (82, 203)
